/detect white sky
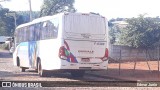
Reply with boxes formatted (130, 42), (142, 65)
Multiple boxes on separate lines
(0, 0), (160, 19)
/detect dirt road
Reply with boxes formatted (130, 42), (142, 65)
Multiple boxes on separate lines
(1, 49), (160, 90)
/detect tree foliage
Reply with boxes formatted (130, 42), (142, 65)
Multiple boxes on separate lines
(17, 11), (40, 23)
(108, 19), (125, 44)
(0, 6), (25, 36)
(0, 4), (40, 36)
(119, 15), (160, 49)
(109, 23), (121, 44)
(40, 0), (76, 16)
(0, 7), (13, 36)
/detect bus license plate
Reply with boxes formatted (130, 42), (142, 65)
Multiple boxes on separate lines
(81, 58), (90, 62)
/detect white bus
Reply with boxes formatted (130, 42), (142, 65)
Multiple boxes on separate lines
(13, 12), (109, 77)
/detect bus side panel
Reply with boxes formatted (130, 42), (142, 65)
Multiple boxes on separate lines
(13, 45), (18, 66)
(37, 15), (64, 70)
(13, 41), (38, 68)
(38, 39), (62, 70)
(16, 42), (30, 67)
(28, 41), (38, 68)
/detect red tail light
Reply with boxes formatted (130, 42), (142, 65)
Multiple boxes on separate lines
(59, 46), (67, 60)
(105, 48), (109, 58)
(101, 48), (109, 61)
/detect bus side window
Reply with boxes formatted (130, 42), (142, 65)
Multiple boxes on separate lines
(19, 29), (23, 42)
(50, 18), (59, 38)
(47, 21), (54, 39)
(16, 29), (19, 44)
(28, 25), (34, 41)
(24, 27), (27, 42)
(26, 27), (30, 42)
(35, 23), (40, 41)
(40, 23), (43, 40)
(40, 18), (59, 40)
(41, 22), (48, 40)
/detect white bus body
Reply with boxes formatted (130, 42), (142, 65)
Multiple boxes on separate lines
(13, 13), (109, 77)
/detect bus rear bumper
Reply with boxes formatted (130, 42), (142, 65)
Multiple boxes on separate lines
(42, 60), (109, 71)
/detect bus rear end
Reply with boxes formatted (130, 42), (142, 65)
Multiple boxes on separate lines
(59, 13), (109, 77)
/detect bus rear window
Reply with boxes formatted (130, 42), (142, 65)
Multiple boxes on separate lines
(64, 15), (106, 34)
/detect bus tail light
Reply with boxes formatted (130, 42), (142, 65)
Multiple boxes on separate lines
(101, 48), (109, 61)
(59, 46), (68, 60)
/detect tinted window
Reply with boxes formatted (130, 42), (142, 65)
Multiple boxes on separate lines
(41, 18), (59, 40)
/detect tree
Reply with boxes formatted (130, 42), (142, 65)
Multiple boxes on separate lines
(119, 15), (160, 49)
(0, 7), (13, 36)
(40, 0), (76, 17)
(108, 19), (124, 44)
(0, 6), (26, 36)
(17, 11), (40, 23)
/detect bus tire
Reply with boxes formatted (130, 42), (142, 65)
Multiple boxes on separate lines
(17, 57), (20, 67)
(38, 61), (49, 77)
(21, 67), (26, 72)
(17, 57), (26, 72)
(71, 70), (85, 77)
(35, 62), (38, 73)
(35, 68), (38, 73)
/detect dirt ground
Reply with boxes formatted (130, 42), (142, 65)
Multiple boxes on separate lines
(107, 60), (160, 81)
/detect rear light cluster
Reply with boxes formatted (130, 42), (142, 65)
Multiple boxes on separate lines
(101, 48), (109, 61)
(59, 46), (69, 60)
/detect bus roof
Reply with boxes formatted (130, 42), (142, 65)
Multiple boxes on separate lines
(16, 16), (52, 30)
(15, 13), (65, 30)
(15, 12), (105, 30)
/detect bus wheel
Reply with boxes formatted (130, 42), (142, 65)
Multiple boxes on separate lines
(35, 68), (38, 73)
(21, 67), (26, 72)
(71, 70), (85, 77)
(17, 57), (20, 67)
(38, 61), (49, 77)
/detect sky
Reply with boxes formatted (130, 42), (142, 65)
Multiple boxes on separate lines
(0, 0), (160, 19)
